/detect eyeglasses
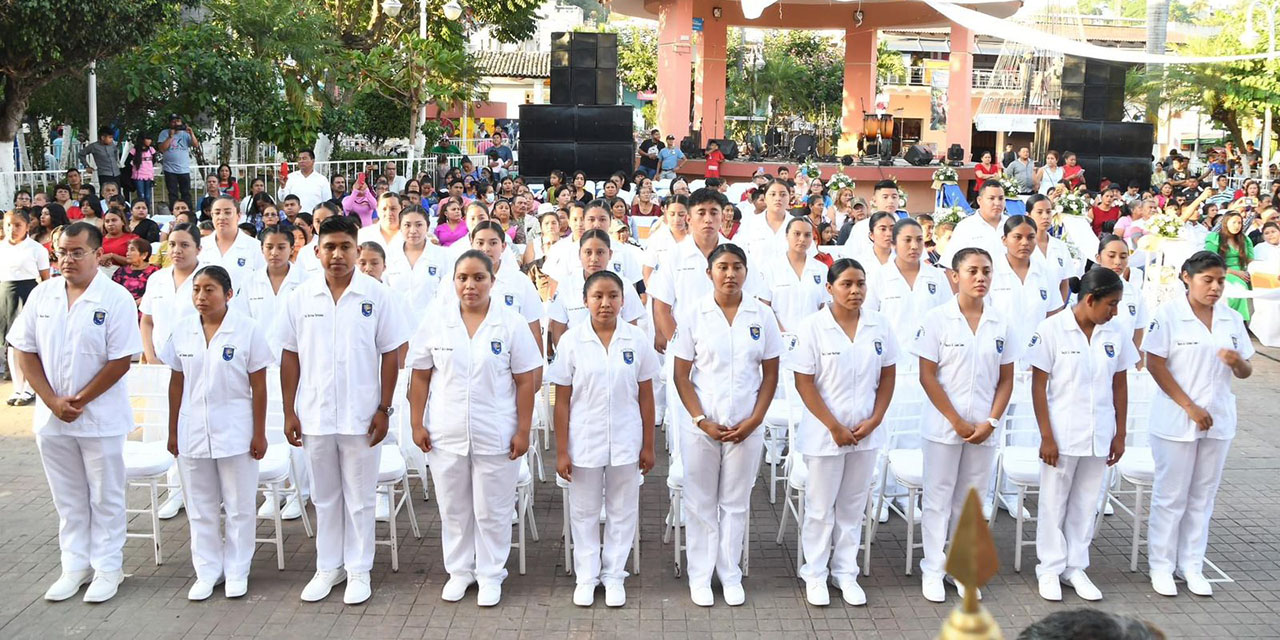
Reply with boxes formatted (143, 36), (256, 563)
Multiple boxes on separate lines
(54, 248), (93, 261)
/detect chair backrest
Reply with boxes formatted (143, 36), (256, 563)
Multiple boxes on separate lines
(688, 179), (706, 192)
(725, 182), (752, 203)
(652, 178), (672, 197)
(996, 372), (1039, 449)
(1126, 369), (1156, 447)
(883, 372), (925, 450)
(618, 189), (635, 206)
(264, 367), (289, 446)
(128, 364), (172, 442)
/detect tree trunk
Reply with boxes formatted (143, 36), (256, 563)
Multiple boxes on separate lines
(1144, 0), (1171, 139)
(0, 77), (38, 211)
(219, 116), (233, 165)
(407, 93), (420, 174)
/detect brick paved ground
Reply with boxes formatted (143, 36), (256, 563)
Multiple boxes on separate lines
(1, 347), (1278, 639)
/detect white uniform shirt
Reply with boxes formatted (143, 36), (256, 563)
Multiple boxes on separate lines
(643, 225), (677, 270)
(1109, 278), (1151, 347)
(140, 265), (201, 363)
(761, 254), (831, 332)
(790, 308), (898, 455)
(544, 236), (642, 285)
(849, 247), (895, 288)
(240, 264), (310, 357)
(841, 210), (911, 253)
(406, 300), (543, 456)
(988, 255), (1061, 361)
(384, 243), (448, 319)
(668, 294), (784, 431)
(199, 232), (266, 293)
(545, 321), (660, 466)
(277, 272), (410, 435)
(158, 310), (274, 458)
(0, 237), (50, 281)
(277, 170), (330, 212)
(1142, 295), (1254, 441)
(548, 269), (645, 327)
(648, 236), (771, 316)
(1032, 236), (1078, 301)
(6, 273), (142, 436)
(357, 225), (405, 260)
(910, 299), (1017, 446)
(296, 239), (322, 275)
(866, 260), (953, 353)
(735, 213), (818, 266)
(940, 213), (1009, 268)
(1025, 310), (1138, 457)
(436, 259), (543, 324)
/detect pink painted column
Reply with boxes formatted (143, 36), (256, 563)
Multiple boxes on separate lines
(657, 0), (694, 140)
(946, 23), (975, 154)
(694, 16), (728, 141)
(838, 28), (878, 156)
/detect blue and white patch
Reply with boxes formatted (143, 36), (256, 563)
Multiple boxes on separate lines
(222, 346), (235, 361)
(915, 327), (924, 340)
(1128, 304), (1137, 317)
(996, 338), (1005, 353)
(237, 257), (246, 267)
(1039, 288), (1048, 301)
(504, 294), (515, 306)
(1149, 319), (1159, 332)
(428, 266), (437, 276)
(1057, 257), (1065, 267)
(612, 262), (622, 273)
(1104, 342), (1116, 358)
(622, 349), (634, 365)
(749, 325), (761, 341)
(491, 340), (503, 355)
(361, 301), (373, 317)
(92, 310), (106, 326)
(1029, 333), (1040, 348)
(928, 282), (937, 294)
(874, 339), (883, 355)
(813, 274), (822, 284)
(1232, 335), (1239, 350)
(788, 335), (798, 350)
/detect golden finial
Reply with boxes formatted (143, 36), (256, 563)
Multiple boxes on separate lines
(938, 488), (1002, 640)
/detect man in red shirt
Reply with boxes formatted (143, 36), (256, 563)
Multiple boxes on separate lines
(704, 140), (725, 178)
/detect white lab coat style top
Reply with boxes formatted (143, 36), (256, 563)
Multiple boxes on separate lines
(648, 236), (771, 315)
(910, 299), (1017, 446)
(545, 321), (660, 467)
(6, 273), (142, 437)
(849, 247), (895, 288)
(547, 269), (645, 327)
(241, 264), (310, 331)
(384, 243), (448, 319)
(543, 236), (643, 285)
(668, 294), (784, 432)
(988, 255), (1062, 361)
(0, 237), (51, 280)
(436, 259), (543, 324)
(158, 310), (275, 458)
(761, 254), (831, 332)
(1024, 310), (1139, 457)
(939, 214), (1009, 268)
(140, 264), (203, 364)
(406, 300), (543, 457)
(1032, 237), (1078, 297)
(1109, 278), (1151, 346)
(277, 272), (410, 435)
(356, 225), (405, 259)
(865, 260), (953, 350)
(789, 308), (898, 456)
(734, 214), (819, 266)
(1142, 294), (1254, 442)
(199, 233), (266, 293)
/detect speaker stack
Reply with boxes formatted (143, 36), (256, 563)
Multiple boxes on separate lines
(521, 32), (632, 182)
(1059, 56), (1126, 121)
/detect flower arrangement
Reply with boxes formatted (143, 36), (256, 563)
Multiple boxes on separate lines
(998, 175), (1021, 199)
(799, 158), (820, 180)
(1052, 192), (1089, 218)
(931, 166), (959, 185)
(827, 173), (855, 193)
(934, 205), (966, 227)
(1147, 210), (1184, 239)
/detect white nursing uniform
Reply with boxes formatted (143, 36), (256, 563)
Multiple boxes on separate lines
(866, 260), (953, 369)
(140, 265), (201, 364)
(1109, 278), (1151, 348)
(199, 233), (266, 294)
(384, 243), (447, 321)
(548, 269), (645, 328)
(761, 254), (831, 333)
(988, 255), (1062, 362)
(241, 265), (310, 356)
(939, 214), (1008, 268)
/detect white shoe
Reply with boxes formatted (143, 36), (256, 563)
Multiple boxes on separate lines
(300, 569), (346, 602)
(1151, 572), (1178, 597)
(441, 576), (474, 602)
(604, 582), (625, 607)
(946, 575), (981, 600)
(280, 494), (305, 521)
(573, 583), (595, 607)
(805, 581), (830, 606)
(1103, 500), (1115, 516)
(981, 501), (994, 522)
(43, 569), (93, 602)
(188, 577), (223, 601)
(157, 493), (184, 520)
(477, 583), (501, 607)
(1181, 571), (1213, 597)
(690, 585), (714, 607)
(998, 494), (1031, 520)
(834, 577), (866, 606)
(257, 497), (283, 518)
(1038, 574), (1062, 601)
(722, 582), (745, 606)
(876, 500), (890, 523)
(225, 577), (248, 598)
(83, 571), (123, 603)
(1063, 570), (1102, 601)
(344, 573), (372, 605)
(375, 493), (391, 521)
(922, 575), (946, 603)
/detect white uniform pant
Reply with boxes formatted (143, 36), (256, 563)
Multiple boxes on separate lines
(920, 440), (997, 578)
(428, 449), (518, 586)
(37, 433), (127, 573)
(799, 449), (877, 585)
(292, 446), (312, 499)
(680, 428), (762, 589)
(567, 464), (639, 586)
(306, 434), (379, 574)
(1034, 454), (1107, 579)
(1148, 436), (1231, 576)
(179, 453), (259, 581)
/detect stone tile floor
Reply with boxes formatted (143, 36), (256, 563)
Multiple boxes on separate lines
(1, 347), (1278, 639)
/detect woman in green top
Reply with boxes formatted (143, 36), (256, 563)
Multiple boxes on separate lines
(1205, 211), (1254, 321)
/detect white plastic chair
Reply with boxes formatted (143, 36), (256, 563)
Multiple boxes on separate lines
(986, 378), (1041, 572)
(725, 182), (752, 203)
(688, 179), (706, 192)
(763, 335), (800, 504)
(868, 372), (927, 575)
(124, 364), (178, 565)
(557, 472), (642, 576)
(393, 370), (430, 500)
(652, 179), (672, 198)
(374, 445), (421, 572)
(617, 189), (635, 206)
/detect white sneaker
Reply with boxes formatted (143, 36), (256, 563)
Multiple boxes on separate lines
(981, 501), (994, 522)
(805, 581), (830, 606)
(188, 577), (223, 601)
(375, 493), (391, 521)
(1063, 570), (1102, 601)
(690, 585), (714, 607)
(441, 576), (474, 602)
(998, 494), (1031, 520)
(946, 575), (981, 600)
(834, 577), (866, 606)
(300, 569), (346, 602)
(922, 575), (946, 603)
(573, 583), (595, 607)
(280, 494), (305, 521)
(157, 493), (184, 520)
(722, 582), (746, 606)
(1181, 571), (1213, 597)
(257, 497), (283, 518)
(477, 583), (501, 607)
(876, 500), (890, 523)
(604, 581), (626, 607)
(1103, 500), (1115, 516)
(83, 571), (123, 603)
(344, 572), (372, 605)
(43, 569), (93, 602)
(225, 577), (248, 598)
(1038, 574), (1062, 601)
(1151, 572), (1178, 597)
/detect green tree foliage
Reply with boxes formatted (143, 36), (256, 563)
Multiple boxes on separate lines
(1076, 0), (1195, 22)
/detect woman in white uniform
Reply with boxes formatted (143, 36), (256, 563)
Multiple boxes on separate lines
(791, 258), (896, 606)
(866, 218), (952, 368)
(670, 243), (783, 607)
(1027, 267), (1136, 602)
(852, 212), (896, 284)
(1143, 250), (1253, 598)
(549, 270), (659, 608)
(0, 208), (51, 405)
(438, 221), (544, 355)
(161, 265), (273, 601)
(913, 247), (1016, 603)
(1026, 194), (1075, 305)
(1095, 234), (1150, 358)
(547, 229), (644, 349)
(988, 215), (1063, 364)
(763, 217), (830, 333)
(408, 250), (542, 607)
(384, 206), (446, 320)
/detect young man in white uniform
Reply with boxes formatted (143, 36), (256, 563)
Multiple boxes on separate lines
(8, 222), (143, 603)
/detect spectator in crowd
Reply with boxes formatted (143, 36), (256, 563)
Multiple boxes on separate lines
(110, 238), (158, 308)
(326, 174), (348, 211)
(126, 199), (161, 244)
(158, 114), (199, 207)
(658, 135), (685, 179)
(1243, 140), (1261, 174)
(343, 175), (377, 226)
(277, 149), (329, 212)
(217, 164), (241, 201)
(77, 127), (121, 190)
(33, 203), (69, 250)
(704, 140), (725, 179)
(1034, 151), (1063, 195)
(383, 161), (407, 193)
(98, 209), (138, 269)
(128, 133), (157, 208)
(638, 129), (663, 179)
(1001, 143), (1016, 167)
(1061, 152), (1085, 189)
(1005, 146), (1036, 195)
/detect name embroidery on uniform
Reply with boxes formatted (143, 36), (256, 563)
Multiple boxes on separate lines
(92, 309), (107, 325)
(504, 294), (515, 306)
(361, 301), (374, 317)
(622, 349), (634, 364)
(491, 340), (503, 355)
(223, 346), (236, 361)
(1103, 342), (1115, 358)
(874, 339), (883, 355)
(1128, 304), (1137, 316)
(995, 338), (1005, 353)
(237, 257), (247, 267)
(749, 324), (761, 340)
(928, 282), (937, 294)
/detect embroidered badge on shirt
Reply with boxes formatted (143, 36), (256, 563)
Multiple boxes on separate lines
(92, 309), (106, 325)
(915, 327), (924, 340)
(222, 346), (235, 361)
(622, 349), (634, 364)
(996, 337), (1005, 353)
(874, 339), (883, 355)
(1057, 257), (1064, 267)
(1128, 304), (1137, 316)
(1029, 333), (1040, 347)
(428, 266), (437, 276)
(361, 301), (373, 317)
(237, 257), (246, 267)
(928, 282), (937, 294)
(1104, 342), (1115, 358)
(749, 324), (761, 340)
(491, 340), (503, 355)
(504, 294), (515, 306)
(1232, 335), (1239, 350)
(1149, 319), (1159, 332)
(813, 274), (821, 284)
(613, 262), (622, 273)
(1039, 288), (1048, 300)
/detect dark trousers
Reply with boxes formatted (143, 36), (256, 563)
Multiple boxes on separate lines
(164, 171), (192, 208)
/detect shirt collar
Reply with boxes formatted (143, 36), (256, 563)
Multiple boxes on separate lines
(305, 271), (372, 300)
(698, 293), (762, 317)
(574, 321), (636, 347)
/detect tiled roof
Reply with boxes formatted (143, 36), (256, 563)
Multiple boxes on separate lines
(475, 50), (550, 79)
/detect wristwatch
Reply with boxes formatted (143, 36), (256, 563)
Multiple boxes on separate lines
(986, 417), (1000, 428)
(378, 405), (395, 417)
(692, 414), (707, 428)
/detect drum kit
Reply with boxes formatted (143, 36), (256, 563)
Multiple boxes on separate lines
(741, 114), (840, 163)
(861, 112), (898, 165)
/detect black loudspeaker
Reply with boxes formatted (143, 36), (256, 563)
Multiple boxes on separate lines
(1099, 156), (1152, 192)
(519, 105), (633, 180)
(519, 142), (577, 180)
(571, 72), (597, 105)
(596, 45), (618, 69)
(577, 142), (635, 179)
(550, 32), (572, 53)
(550, 68), (571, 104)
(551, 50), (570, 69)
(1036, 119), (1152, 159)
(1059, 56), (1127, 121)
(571, 45), (596, 69)
(595, 70), (618, 105)
(575, 105), (630, 142)
(1059, 92), (1085, 121)
(549, 32), (619, 106)
(680, 135), (701, 158)
(904, 144), (934, 166)
(518, 105), (576, 141)
(1098, 121), (1154, 156)
(709, 138), (738, 160)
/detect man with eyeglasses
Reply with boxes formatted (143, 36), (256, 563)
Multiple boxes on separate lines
(8, 222), (143, 604)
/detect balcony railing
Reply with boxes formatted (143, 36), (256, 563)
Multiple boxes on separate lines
(880, 66), (1045, 91)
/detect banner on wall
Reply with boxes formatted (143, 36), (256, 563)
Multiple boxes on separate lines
(930, 69), (950, 131)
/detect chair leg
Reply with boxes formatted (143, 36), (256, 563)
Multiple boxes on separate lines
(517, 487), (527, 575)
(149, 478), (163, 565)
(526, 492), (539, 542)
(987, 467), (1003, 529)
(403, 478), (420, 538)
(388, 484), (400, 573)
(271, 483), (285, 570)
(795, 489), (805, 574)
(633, 515), (641, 575)
(775, 486), (790, 545)
(1130, 483), (1144, 573)
(742, 512), (751, 578)
(1014, 485), (1026, 572)
(287, 458), (315, 537)
(863, 490), (874, 577)
(561, 487), (573, 576)
(673, 490), (683, 578)
(905, 487), (917, 576)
